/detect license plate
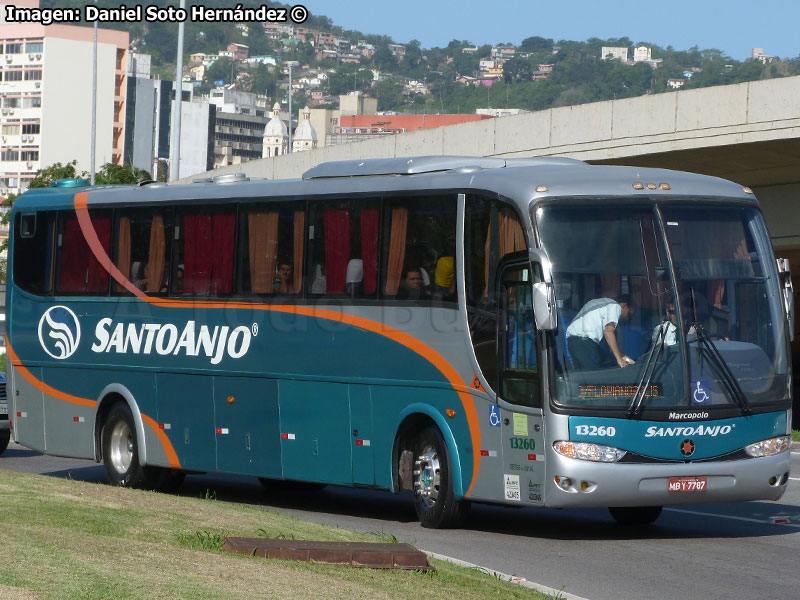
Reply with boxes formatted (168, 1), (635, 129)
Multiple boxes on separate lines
(667, 476), (707, 492)
(0, 404), (7, 415)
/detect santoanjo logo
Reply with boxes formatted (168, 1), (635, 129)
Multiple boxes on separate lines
(645, 424), (733, 438)
(38, 305), (81, 359)
(91, 318), (252, 365)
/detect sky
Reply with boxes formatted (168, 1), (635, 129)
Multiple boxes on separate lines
(297, 0), (800, 61)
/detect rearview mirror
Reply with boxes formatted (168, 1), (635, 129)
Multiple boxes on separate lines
(532, 281), (557, 330)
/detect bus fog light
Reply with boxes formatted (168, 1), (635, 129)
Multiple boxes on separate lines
(769, 476), (778, 485)
(745, 436), (790, 457)
(555, 476), (574, 492)
(553, 440), (626, 462)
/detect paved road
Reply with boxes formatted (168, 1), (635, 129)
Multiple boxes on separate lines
(2, 442), (799, 600)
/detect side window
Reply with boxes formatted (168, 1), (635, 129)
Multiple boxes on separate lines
(466, 196), (527, 390)
(382, 195), (457, 302)
(114, 209), (172, 295)
(56, 210), (111, 295)
(499, 265), (541, 408)
(238, 202), (305, 295)
(13, 211), (55, 295)
(172, 207), (236, 296)
(307, 199), (380, 298)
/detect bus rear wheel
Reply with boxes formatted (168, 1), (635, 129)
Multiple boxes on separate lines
(412, 426), (469, 529)
(101, 403), (184, 492)
(608, 506), (663, 526)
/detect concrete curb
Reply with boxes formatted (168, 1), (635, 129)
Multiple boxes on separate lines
(424, 550), (590, 600)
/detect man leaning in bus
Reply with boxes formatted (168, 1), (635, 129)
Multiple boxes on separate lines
(566, 295), (636, 370)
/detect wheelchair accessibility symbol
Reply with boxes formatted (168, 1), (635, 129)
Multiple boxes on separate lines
(692, 380), (711, 404)
(489, 405), (501, 427)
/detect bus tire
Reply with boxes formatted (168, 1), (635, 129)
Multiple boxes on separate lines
(412, 426), (470, 529)
(100, 402), (182, 491)
(608, 506), (663, 526)
(0, 430), (10, 455)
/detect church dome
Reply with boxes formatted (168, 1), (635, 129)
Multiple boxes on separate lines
(293, 106), (317, 142)
(264, 102), (288, 137)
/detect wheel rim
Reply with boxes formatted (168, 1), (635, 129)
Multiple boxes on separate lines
(108, 419), (133, 475)
(414, 444), (441, 509)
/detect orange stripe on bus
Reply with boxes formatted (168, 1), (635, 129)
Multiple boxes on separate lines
(140, 413), (181, 469)
(7, 341), (96, 408)
(72, 192), (481, 497)
(6, 340), (181, 469)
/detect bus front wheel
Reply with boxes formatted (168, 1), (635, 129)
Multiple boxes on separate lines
(0, 430), (10, 455)
(412, 426), (470, 528)
(101, 403), (184, 491)
(608, 506), (663, 526)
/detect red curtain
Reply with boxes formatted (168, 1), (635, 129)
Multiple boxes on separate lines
(211, 213), (235, 294)
(87, 216), (111, 293)
(183, 214), (213, 293)
(183, 213), (235, 295)
(361, 209), (379, 295)
(59, 215), (110, 293)
(324, 209), (350, 294)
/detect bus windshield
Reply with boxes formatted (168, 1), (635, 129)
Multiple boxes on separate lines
(536, 203), (789, 413)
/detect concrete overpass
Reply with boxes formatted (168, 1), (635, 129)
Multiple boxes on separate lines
(186, 75), (800, 252)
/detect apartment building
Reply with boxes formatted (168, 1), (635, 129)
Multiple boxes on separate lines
(0, 0), (129, 195)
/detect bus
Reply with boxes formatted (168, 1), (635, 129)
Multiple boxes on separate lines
(4, 156), (794, 527)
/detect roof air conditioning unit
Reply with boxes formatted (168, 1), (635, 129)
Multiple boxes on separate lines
(36, 54), (41, 60)
(5, 56), (11, 63)
(0, 109), (6, 115)
(26, 162), (32, 169)
(28, 54), (34, 60)
(34, 81), (40, 88)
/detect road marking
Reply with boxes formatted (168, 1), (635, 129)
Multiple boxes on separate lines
(424, 550), (591, 600)
(665, 507), (800, 528)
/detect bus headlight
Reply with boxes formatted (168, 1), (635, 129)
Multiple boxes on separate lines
(553, 441), (626, 462)
(744, 436), (791, 457)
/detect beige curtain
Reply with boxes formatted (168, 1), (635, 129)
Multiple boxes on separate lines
(292, 210), (304, 294)
(248, 212), (279, 293)
(385, 206), (408, 295)
(485, 209), (527, 293)
(116, 216), (131, 293)
(144, 215), (165, 293)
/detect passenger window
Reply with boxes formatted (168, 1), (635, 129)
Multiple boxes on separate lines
(307, 199), (379, 298)
(238, 202), (305, 295)
(382, 195), (457, 303)
(499, 265), (541, 408)
(114, 209), (172, 295)
(56, 210), (111, 295)
(172, 207), (236, 296)
(13, 211), (55, 295)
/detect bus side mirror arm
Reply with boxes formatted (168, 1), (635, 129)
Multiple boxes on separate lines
(777, 257), (794, 341)
(529, 249), (558, 331)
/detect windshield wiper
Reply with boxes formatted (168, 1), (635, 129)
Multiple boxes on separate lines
(687, 289), (751, 415)
(691, 321), (751, 415)
(627, 321), (668, 417)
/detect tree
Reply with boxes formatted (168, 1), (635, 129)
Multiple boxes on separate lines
(206, 57), (236, 86)
(373, 78), (404, 111)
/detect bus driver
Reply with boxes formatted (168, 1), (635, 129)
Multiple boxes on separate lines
(566, 295), (636, 370)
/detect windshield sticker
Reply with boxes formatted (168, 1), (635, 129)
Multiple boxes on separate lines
(692, 380), (711, 404)
(513, 412), (528, 436)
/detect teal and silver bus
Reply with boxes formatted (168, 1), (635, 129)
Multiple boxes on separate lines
(5, 156), (794, 527)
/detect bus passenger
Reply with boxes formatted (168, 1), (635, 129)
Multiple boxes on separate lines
(397, 268), (431, 300)
(434, 256), (456, 300)
(274, 260), (293, 294)
(566, 295), (635, 369)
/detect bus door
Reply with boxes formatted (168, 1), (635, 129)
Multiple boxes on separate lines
(213, 376), (282, 478)
(497, 262), (546, 505)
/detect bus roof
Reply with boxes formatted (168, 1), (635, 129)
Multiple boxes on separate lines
(11, 156), (758, 214)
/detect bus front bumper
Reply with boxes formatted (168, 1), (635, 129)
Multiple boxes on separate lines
(544, 450), (791, 508)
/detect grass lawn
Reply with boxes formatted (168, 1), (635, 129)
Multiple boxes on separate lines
(0, 470), (556, 600)
(792, 430), (800, 443)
